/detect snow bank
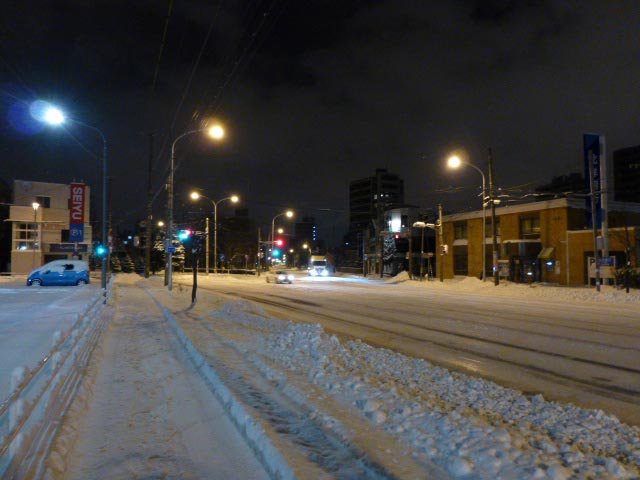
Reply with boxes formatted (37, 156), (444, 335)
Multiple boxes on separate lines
(213, 298), (640, 479)
(390, 273), (640, 304)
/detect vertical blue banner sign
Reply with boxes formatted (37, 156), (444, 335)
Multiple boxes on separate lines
(583, 134), (601, 228)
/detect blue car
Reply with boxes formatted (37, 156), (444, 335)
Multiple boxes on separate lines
(27, 260), (90, 286)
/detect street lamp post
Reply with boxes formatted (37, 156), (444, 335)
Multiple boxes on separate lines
(39, 105), (109, 296)
(190, 192), (239, 274)
(166, 125), (224, 291)
(447, 155), (487, 282)
(271, 210), (294, 267)
(413, 221), (437, 281)
(32, 202), (39, 269)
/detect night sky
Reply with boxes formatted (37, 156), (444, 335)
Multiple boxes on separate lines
(2, 1), (639, 244)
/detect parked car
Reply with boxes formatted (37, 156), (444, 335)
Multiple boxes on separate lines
(265, 270), (294, 284)
(27, 260), (90, 286)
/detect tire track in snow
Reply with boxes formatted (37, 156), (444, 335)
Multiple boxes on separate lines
(164, 305), (411, 480)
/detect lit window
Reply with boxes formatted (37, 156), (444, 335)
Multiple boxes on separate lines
(13, 223), (39, 251)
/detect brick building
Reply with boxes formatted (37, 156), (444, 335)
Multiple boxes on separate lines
(440, 198), (640, 285)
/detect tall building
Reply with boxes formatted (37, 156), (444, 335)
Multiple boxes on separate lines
(295, 216), (317, 246)
(344, 168), (405, 268)
(613, 145), (640, 203)
(349, 168), (404, 233)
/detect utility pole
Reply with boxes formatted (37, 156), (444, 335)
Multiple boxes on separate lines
(488, 148), (499, 286)
(257, 228), (261, 277)
(588, 155), (601, 291)
(408, 227), (413, 280)
(438, 203), (444, 282)
(205, 217), (210, 274)
(145, 133), (153, 278)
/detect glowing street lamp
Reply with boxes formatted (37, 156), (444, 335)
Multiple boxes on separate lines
(166, 124), (225, 290)
(43, 107), (64, 125)
(35, 102), (109, 295)
(190, 191), (239, 274)
(447, 154), (487, 282)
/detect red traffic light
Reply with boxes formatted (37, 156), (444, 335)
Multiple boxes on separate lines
(275, 238), (284, 247)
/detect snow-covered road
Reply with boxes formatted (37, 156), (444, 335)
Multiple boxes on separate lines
(179, 272), (640, 426)
(42, 273), (640, 479)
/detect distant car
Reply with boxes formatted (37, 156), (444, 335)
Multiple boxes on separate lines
(266, 270), (294, 284)
(27, 260), (90, 287)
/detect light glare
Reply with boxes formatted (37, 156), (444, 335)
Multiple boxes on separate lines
(44, 107), (65, 125)
(208, 125), (224, 140)
(447, 155), (462, 169)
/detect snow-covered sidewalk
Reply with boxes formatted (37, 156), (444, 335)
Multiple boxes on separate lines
(43, 277), (269, 480)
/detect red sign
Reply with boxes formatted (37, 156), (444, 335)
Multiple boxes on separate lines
(69, 183), (85, 224)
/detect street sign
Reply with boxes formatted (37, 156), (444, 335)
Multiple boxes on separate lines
(168, 246), (176, 253)
(69, 224), (84, 243)
(588, 256), (616, 279)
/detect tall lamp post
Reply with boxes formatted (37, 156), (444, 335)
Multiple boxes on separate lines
(32, 202), (40, 269)
(447, 154), (487, 282)
(166, 124), (224, 291)
(271, 210), (294, 267)
(39, 104), (109, 294)
(190, 192), (239, 274)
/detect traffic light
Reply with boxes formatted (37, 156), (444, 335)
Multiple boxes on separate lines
(394, 234), (409, 253)
(273, 248), (281, 257)
(95, 244), (107, 257)
(178, 229), (192, 241)
(274, 238), (284, 247)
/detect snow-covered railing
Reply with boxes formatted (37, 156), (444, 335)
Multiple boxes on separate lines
(0, 278), (113, 479)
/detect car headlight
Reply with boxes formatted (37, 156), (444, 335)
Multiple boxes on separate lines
(309, 269), (318, 276)
(321, 269), (329, 276)
(287, 275), (294, 281)
(277, 274), (286, 281)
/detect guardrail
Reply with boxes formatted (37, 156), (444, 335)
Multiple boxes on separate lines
(0, 278), (113, 479)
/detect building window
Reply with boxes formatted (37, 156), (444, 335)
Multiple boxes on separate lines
(14, 223), (39, 250)
(520, 216), (540, 239)
(36, 196), (51, 208)
(453, 245), (468, 275)
(454, 222), (468, 239)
